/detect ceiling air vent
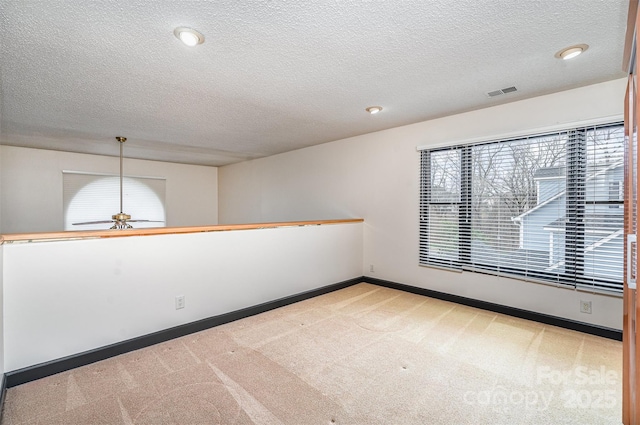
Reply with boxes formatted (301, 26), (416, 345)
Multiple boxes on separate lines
(487, 86), (518, 98)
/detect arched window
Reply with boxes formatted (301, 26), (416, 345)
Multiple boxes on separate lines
(63, 172), (166, 230)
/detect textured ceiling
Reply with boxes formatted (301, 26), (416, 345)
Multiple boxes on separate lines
(0, 0), (630, 166)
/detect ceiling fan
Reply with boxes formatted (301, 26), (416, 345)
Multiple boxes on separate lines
(73, 136), (164, 230)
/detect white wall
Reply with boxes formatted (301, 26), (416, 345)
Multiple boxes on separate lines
(2, 221), (363, 371)
(0, 146), (218, 233)
(0, 245), (4, 378)
(0, 139), (2, 234)
(0, 92), (4, 378)
(219, 78), (627, 330)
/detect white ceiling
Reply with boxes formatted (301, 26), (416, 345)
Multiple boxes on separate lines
(0, 1), (630, 166)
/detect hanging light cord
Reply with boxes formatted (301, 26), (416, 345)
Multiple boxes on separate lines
(115, 136), (127, 214)
(120, 140), (123, 213)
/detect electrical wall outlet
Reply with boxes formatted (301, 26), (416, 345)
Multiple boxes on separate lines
(176, 295), (185, 310)
(580, 300), (592, 314)
(370, 264), (375, 273)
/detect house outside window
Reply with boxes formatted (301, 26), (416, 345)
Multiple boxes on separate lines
(609, 181), (623, 208)
(419, 123), (624, 292)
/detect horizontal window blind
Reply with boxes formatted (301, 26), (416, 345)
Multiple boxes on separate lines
(63, 172), (166, 230)
(579, 126), (624, 290)
(419, 122), (624, 292)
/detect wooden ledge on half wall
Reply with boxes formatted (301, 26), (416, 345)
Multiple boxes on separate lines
(0, 218), (364, 245)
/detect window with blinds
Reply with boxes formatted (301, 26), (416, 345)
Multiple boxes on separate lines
(419, 122), (624, 292)
(63, 171), (166, 230)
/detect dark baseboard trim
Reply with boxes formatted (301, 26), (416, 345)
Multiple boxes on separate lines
(5, 275), (622, 389)
(363, 276), (622, 341)
(0, 374), (6, 422)
(5, 277), (362, 388)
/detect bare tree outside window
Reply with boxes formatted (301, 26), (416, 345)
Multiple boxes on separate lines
(420, 123), (624, 291)
(471, 136), (565, 260)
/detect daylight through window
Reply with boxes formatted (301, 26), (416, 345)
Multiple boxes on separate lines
(63, 172), (166, 231)
(419, 123), (624, 292)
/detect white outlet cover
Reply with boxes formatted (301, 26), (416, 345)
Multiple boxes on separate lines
(176, 296), (185, 310)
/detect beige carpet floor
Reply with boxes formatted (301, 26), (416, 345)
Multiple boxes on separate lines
(1, 283), (623, 424)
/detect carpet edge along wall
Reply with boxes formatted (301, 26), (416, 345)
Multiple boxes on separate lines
(3, 276), (621, 390)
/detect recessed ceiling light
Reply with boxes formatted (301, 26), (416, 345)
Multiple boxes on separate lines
(174, 27), (205, 47)
(555, 44), (589, 60)
(366, 106), (383, 114)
